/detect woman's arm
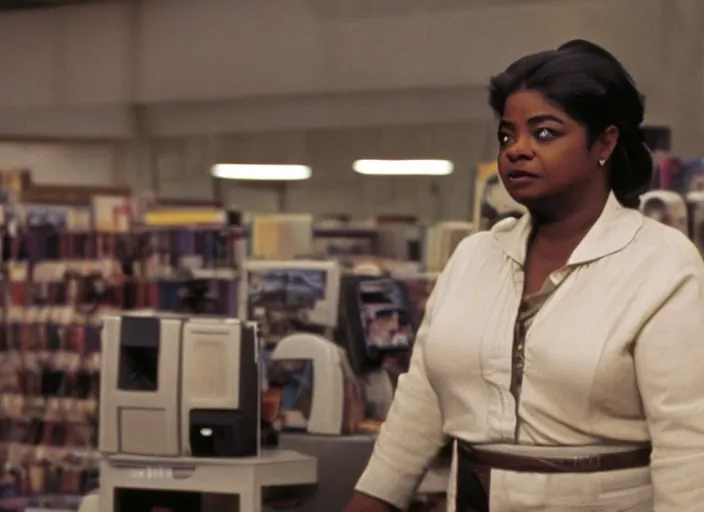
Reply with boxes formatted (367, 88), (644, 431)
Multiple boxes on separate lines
(635, 255), (704, 511)
(343, 491), (400, 512)
(353, 303), (446, 509)
(348, 248), (461, 511)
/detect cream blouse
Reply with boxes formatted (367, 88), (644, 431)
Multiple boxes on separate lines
(356, 193), (704, 511)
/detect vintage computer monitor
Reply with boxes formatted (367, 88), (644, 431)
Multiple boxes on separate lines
(335, 275), (416, 374)
(239, 260), (341, 347)
(99, 313), (260, 458)
(240, 261), (362, 435)
(269, 332), (363, 435)
(335, 275), (416, 431)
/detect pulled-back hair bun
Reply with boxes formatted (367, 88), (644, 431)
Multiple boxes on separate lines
(489, 39), (652, 208)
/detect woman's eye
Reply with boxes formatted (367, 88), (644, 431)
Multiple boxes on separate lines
(498, 133), (512, 145)
(536, 128), (557, 140)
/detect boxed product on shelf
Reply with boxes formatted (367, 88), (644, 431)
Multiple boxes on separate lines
(127, 226), (244, 316)
(251, 214), (313, 260)
(312, 226), (377, 258)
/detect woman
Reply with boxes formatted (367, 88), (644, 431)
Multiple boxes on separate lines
(345, 40), (704, 511)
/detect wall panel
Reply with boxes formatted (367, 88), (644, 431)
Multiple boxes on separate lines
(0, 142), (120, 186)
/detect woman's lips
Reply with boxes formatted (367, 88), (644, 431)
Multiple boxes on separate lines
(506, 170), (539, 184)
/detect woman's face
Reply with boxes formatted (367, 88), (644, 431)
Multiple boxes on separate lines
(497, 90), (614, 208)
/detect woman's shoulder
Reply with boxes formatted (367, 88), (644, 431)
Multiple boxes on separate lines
(454, 230), (496, 253)
(437, 231), (504, 285)
(448, 231), (500, 265)
(632, 217), (703, 274)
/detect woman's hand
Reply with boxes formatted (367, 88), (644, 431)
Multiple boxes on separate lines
(343, 492), (400, 512)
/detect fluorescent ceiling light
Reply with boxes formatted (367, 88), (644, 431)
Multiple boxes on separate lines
(211, 164), (311, 181)
(353, 159), (454, 176)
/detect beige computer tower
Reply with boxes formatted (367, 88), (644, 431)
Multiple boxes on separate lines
(99, 315), (183, 456)
(180, 318), (261, 457)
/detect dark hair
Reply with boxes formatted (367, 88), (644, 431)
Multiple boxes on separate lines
(488, 40), (652, 208)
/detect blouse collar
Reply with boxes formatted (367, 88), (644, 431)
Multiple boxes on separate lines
(491, 192), (643, 266)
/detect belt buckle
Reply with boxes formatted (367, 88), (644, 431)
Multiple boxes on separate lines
(562, 454), (601, 472)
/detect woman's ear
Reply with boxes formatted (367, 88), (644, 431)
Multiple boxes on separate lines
(596, 125), (619, 163)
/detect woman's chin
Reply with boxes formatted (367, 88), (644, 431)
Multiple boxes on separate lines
(504, 187), (545, 208)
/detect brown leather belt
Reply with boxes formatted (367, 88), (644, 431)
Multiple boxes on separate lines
(457, 440), (652, 473)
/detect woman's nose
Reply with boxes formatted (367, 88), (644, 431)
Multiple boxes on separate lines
(505, 136), (535, 162)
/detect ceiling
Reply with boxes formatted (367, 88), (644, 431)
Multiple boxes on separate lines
(1, 0), (563, 13)
(307, 0), (569, 21)
(0, 0), (101, 10)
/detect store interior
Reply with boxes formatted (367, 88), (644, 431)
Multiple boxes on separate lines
(0, 0), (703, 511)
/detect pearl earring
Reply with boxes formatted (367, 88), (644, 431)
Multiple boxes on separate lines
(598, 159), (606, 167)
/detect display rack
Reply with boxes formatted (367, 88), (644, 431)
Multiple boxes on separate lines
(0, 216), (248, 509)
(0, 209), (103, 511)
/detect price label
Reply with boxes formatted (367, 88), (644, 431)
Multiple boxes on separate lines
(129, 466), (174, 480)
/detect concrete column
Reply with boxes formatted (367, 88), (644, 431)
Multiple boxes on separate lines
(117, 0), (158, 195)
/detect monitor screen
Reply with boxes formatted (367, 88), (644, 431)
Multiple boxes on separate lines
(266, 359), (314, 432)
(248, 268), (326, 304)
(247, 268), (328, 348)
(357, 279), (414, 351)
